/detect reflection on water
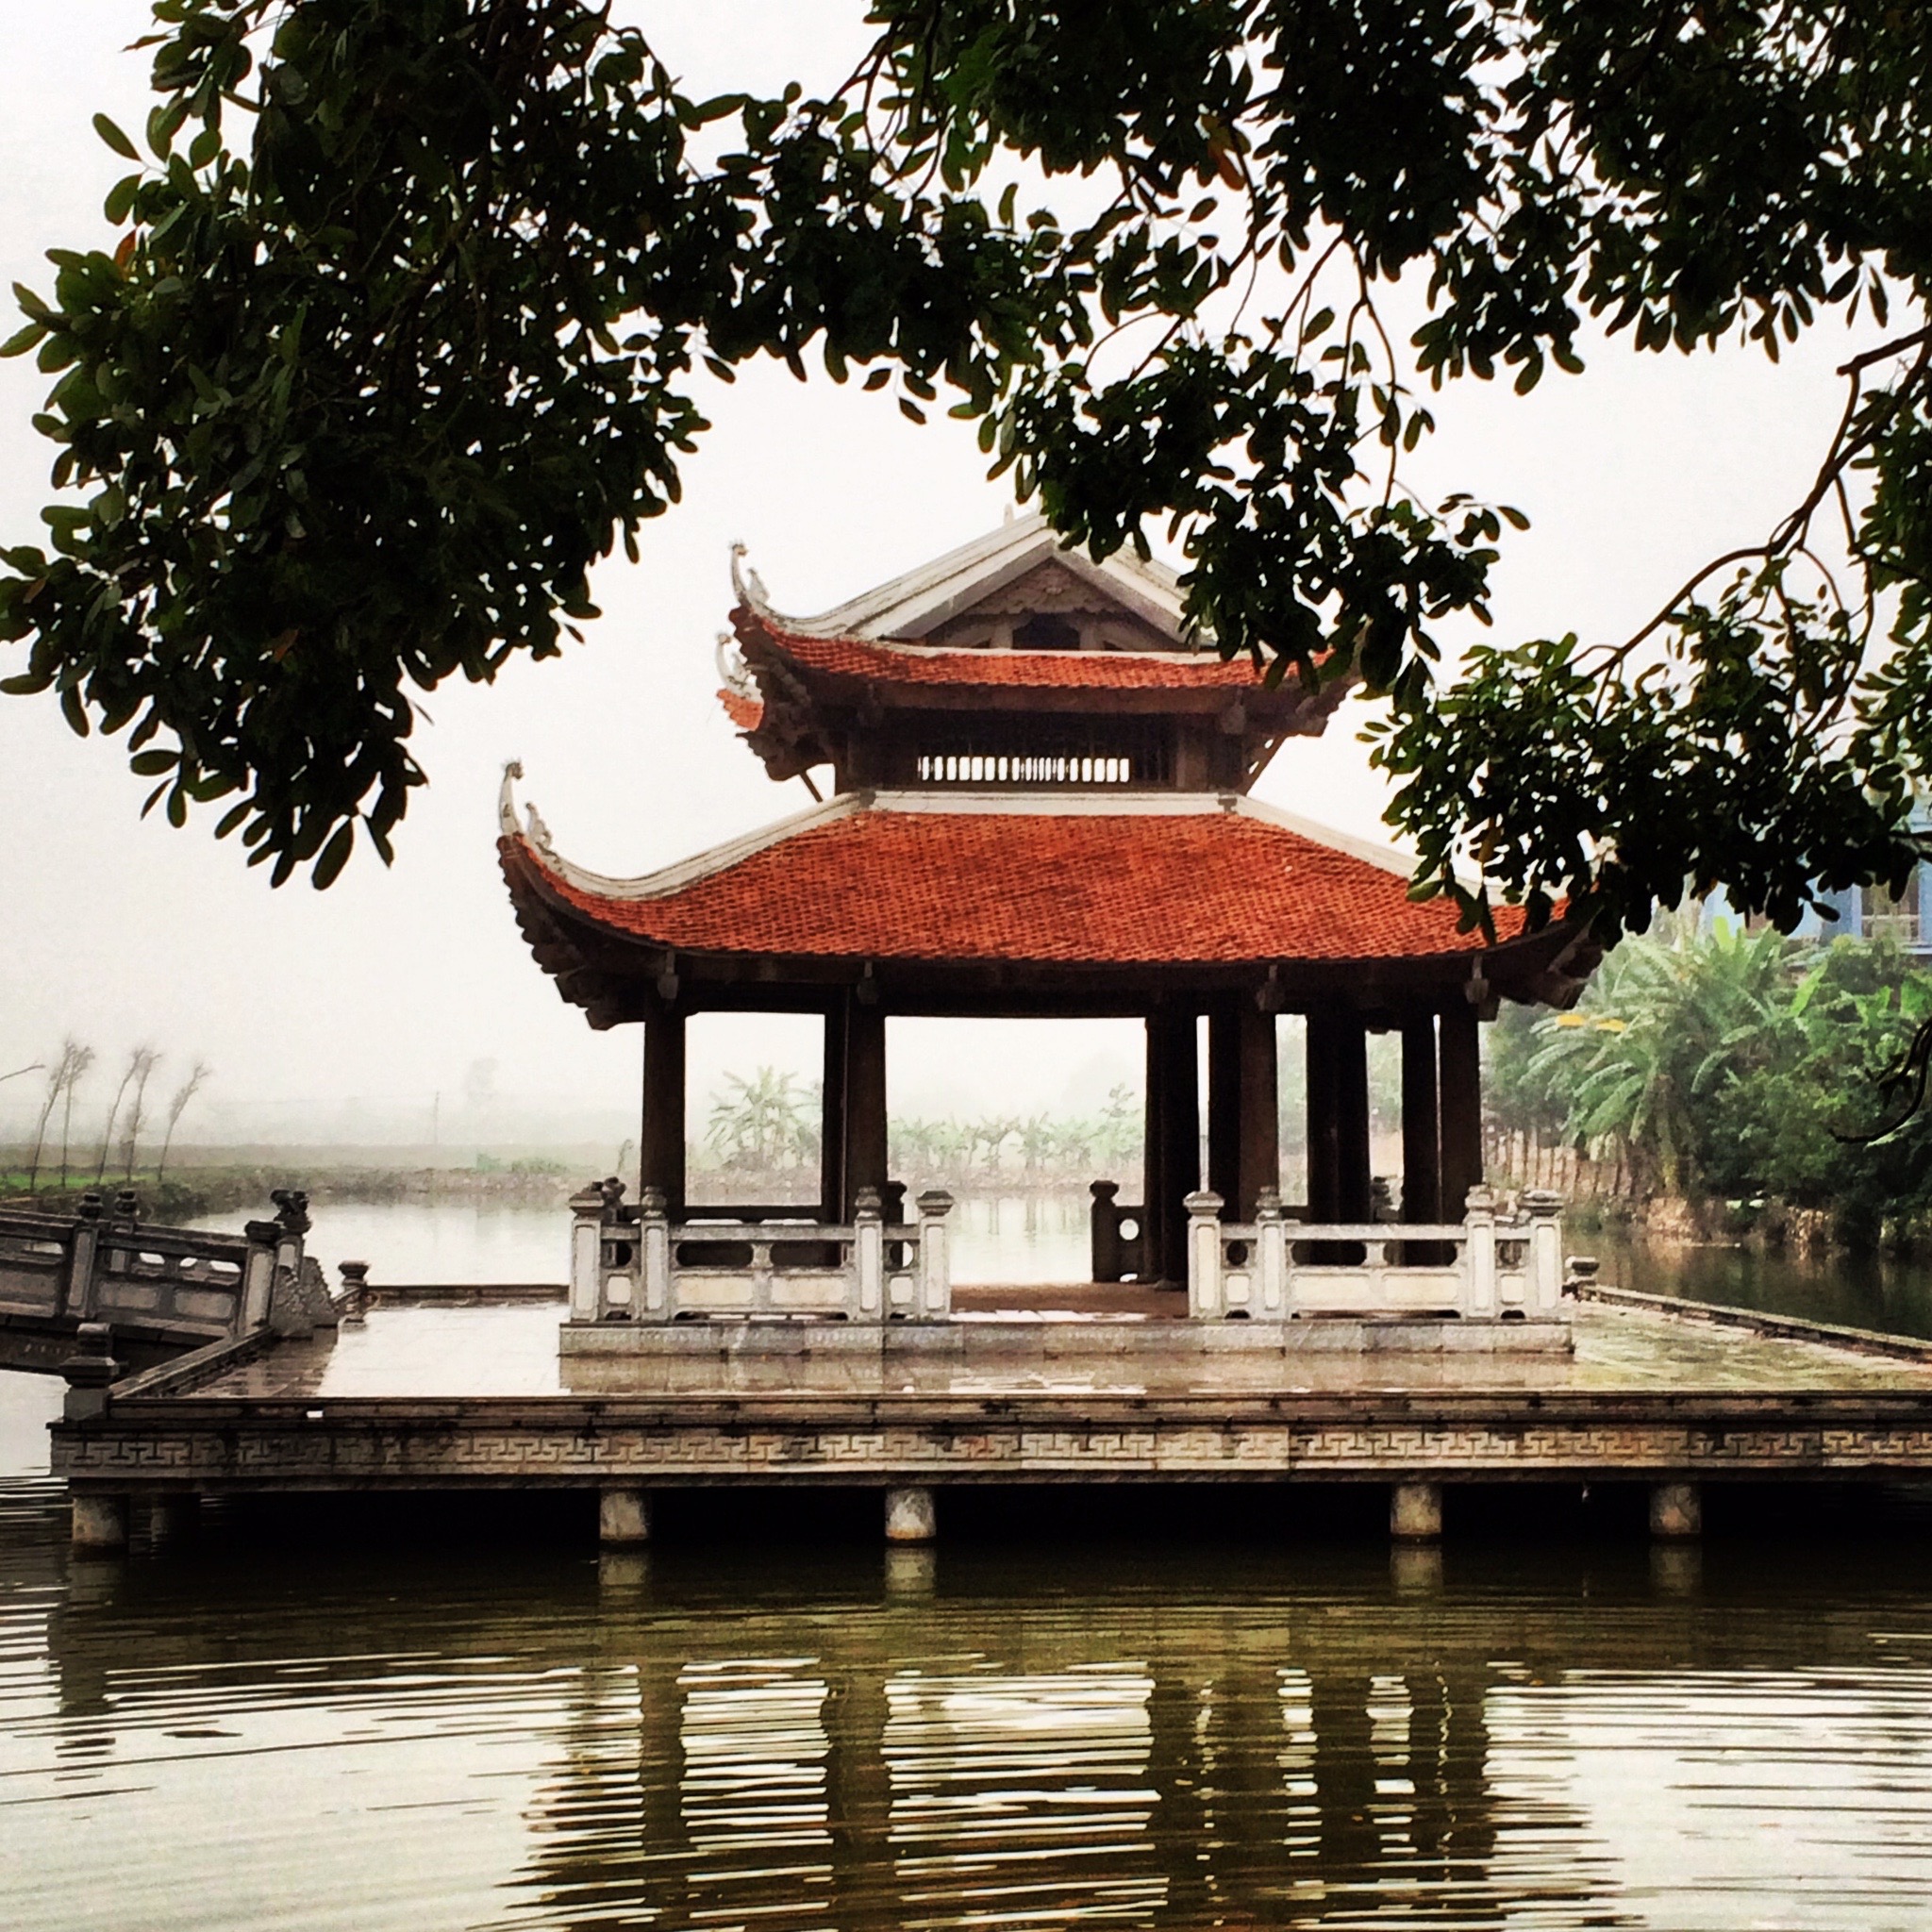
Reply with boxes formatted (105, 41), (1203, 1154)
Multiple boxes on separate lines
(1608, 1233), (1932, 1341)
(6, 1488), (1932, 1930)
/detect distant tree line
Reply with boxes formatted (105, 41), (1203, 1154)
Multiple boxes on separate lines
(1, 1041), (211, 1205)
(1486, 925), (1932, 1248)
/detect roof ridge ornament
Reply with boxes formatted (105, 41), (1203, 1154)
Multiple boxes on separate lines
(498, 759), (555, 857)
(715, 630), (755, 699)
(729, 540), (774, 616)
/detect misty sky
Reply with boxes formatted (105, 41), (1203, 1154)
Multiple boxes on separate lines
(0, 2), (1896, 1149)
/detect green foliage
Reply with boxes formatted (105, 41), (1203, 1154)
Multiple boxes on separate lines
(704, 1067), (821, 1173)
(1504, 924), (1932, 1243)
(3, 1), (1932, 921)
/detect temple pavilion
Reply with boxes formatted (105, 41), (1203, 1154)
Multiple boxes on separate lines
(500, 514), (1597, 1334)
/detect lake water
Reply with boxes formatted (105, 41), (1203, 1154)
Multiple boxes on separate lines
(8, 1198), (1932, 1928)
(4, 1483), (1932, 1930)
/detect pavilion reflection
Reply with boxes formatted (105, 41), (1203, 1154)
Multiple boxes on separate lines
(508, 1578), (1631, 1931)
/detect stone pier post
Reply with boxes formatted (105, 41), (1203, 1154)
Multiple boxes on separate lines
(1650, 1480), (1702, 1540)
(1390, 1480), (1443, 1541)
(599, 1487), (651, 1545)
(71, 1492), (128, 1553)
(884, 1486), (936, 1543)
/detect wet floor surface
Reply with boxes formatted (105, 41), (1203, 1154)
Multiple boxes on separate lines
(171, 1300), (1932, 1404)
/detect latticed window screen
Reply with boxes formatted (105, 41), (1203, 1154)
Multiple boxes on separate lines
(912, 724), (1172, 786)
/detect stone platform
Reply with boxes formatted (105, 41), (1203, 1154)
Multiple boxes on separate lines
(44, 1288), (1932, 1556)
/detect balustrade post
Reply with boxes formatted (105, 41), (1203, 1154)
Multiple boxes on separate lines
(1464, 1185), (1497, 1318)
(338, 1260), (370, 1326)
(267, 1189), (312, 1336)
(569, 1184), (606, 1322)
(916, 1190), (954, 1319)
(1523, 1190), (1565, 1314)
(640, 1188), (672, 1320)
(1255, 1187), (1289, 1319)
(1185, 1190), (1224, 1320)
(240, 1216), (278, 1330)
(1090, 1179), (1122, 1282)
(855, 1187), (885, 1320)
(62, 1191), (104, 1321)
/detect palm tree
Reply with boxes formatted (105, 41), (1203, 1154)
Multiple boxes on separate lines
(119, 1049), (162, 1183)
(25, 1040), (90, 1199)
(57, 1041), (96, 1191)
(155, 1060), (212, 1190)
(93, 1049), (151, 1188)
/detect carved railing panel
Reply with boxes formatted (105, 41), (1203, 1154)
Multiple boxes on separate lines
(1186, 1187), (1567, 1324)
(570, 1181), (955, 1325)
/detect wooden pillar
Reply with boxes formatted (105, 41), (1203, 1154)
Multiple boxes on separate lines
(1400, 1013), (1441, 1224)
(1335, 1012), (1371, 1222)
(1207, 1002), (1241, 1212)
(1236, 1002), (1278, 1221)
(641, 1008), (686, 1217)
(1142, 1015), (1167, 1278)
(1155, 1008), (1199, 1285)
(1306, 1008), (1341, 1223)
(843, 997), (888, 1216)
(821, 1001), (848, 1224)
(1144, 1008), (1199, 1284)
(1439, 999), (1483, 1219)
(1307, 1005), (1370, 1222)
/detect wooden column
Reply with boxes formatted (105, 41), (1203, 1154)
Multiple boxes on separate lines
(1142, 1015), (1167, 1279)
(1439, 999), (1483, 1218)
(641, 1008), (686, 1217)
(1236, 1003), (1279, 1221)
(1400, 1013), (1441, 1224)
(1207, 1001), (1241, 1212)
(1305, 1008), (1341, 1223)
(1307, 1005), (1370, 1223)
(1335, 1012), (1372, 1222)
(1158, 1008), (1200, 1285)
(1143, 1008), (1198, 1285)
(821, 1001), (848, 1224)
(843, 998), (888, 1217)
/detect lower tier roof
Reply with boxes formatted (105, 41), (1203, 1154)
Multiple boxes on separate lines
(499, 778), (1596, 1022)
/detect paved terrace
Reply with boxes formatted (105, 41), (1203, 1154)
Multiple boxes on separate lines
(44, 1288), (1932, 1557)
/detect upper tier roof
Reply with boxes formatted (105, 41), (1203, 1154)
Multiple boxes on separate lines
(718, 517), (1347, 787)
(733, 613), (1274, 693)
(736, 510), (1192, 644)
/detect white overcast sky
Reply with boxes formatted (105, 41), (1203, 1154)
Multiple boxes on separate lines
(0, 2), (1898, 1144)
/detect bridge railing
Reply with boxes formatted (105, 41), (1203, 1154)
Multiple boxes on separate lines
(0, 1189), (322, 1352)
(1185, 1186), (1567, 1323)
(569, 1181), (955, 1324)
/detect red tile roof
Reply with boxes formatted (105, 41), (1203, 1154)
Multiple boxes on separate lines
(741, 615), (1268, 692)
(717, 686), (763, 731)
(507, 804), (1522, 965)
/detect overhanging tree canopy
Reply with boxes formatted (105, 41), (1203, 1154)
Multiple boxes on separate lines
(2, 0), (1929, 937)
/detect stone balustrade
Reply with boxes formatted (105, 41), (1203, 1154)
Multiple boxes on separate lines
(570, 1181), (956, 1324)
(0, 1188), (332, 1371)
(1185, 1186), (1568, 1324)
